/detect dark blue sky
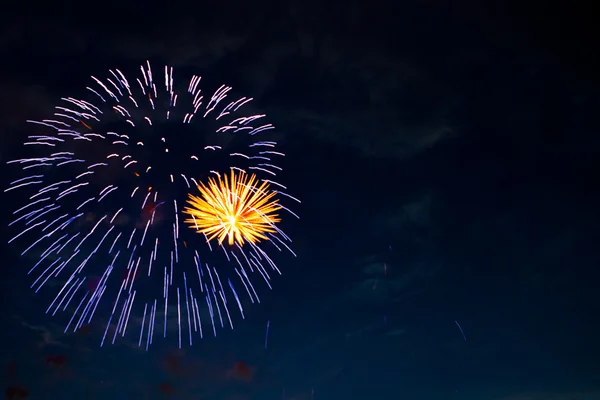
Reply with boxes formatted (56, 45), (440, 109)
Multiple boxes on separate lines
(1, 1), (600, 399)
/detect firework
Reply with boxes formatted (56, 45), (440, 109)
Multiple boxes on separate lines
(183, 169), (282, 246)
(5, 61), (299, 349)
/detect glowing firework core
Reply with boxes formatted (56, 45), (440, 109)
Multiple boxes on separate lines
(183, 170), (282, 247)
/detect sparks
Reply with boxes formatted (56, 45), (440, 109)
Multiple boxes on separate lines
(5, 61), (299, 349)
(183, 170), (282, 247)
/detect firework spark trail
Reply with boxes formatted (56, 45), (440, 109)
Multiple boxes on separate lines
(6, 61), (300, 349)
(265, 320), (270, 349)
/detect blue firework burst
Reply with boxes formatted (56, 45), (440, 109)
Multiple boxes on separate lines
(5, 61), (299, 349)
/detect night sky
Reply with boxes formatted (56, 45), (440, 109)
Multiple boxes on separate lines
(1, 1), (600, 399)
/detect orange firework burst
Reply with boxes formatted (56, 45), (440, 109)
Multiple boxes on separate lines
(183, 170), (282, 246)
